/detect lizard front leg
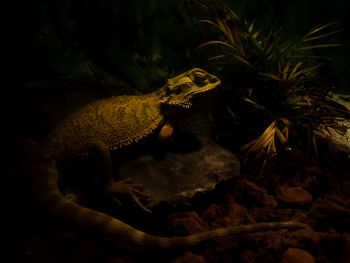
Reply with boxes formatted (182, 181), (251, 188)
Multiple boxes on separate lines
(90, 140), (151, 213)
(158, 122), (174, 142)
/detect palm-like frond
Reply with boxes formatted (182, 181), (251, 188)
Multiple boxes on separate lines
(196, 40), (238, 51)
(285, 21), (342, 60)
(302, 21), (341, 41)
(197, 1), (344, 164)
(260, 61), (322, 89)
(297, 44), (342, 50)
(197, 5), (247, 64)
(241, 119), (290, 158)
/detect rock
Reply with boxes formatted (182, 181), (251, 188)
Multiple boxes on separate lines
(201, 202), (255, 229)
(202, 204), (226, 225)
(241, 249), (257, 263)
(171, 252), (206, 263)
(276, 186), (313, 208)
(281, 248), (315, 263)
(118, 135), (240, 207)
(326, 92), (350, 158)
(226, 201), (255, 225)
(308, 195), (350, 231)
(301, 166), (321, 194)
(328, 121), (350, 156)
(282, 227), (320, 251)
(248, 207), (276, 222)
(168, 211), (206, 235)
(238, 179), (278, 208)
(241, 231), (283, 262)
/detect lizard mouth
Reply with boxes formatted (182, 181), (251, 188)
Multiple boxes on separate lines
(167, 100), (192, 109)
(167, 86), (216, 110)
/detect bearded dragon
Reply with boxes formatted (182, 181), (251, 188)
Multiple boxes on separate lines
(23, 68), (306, 249)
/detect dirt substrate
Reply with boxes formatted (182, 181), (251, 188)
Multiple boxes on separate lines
(13, 157), (349, 263)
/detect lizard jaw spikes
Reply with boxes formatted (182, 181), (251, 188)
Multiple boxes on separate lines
(168, 100), (192, 109)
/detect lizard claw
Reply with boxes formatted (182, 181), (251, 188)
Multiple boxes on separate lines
(104, 178), (152, 213)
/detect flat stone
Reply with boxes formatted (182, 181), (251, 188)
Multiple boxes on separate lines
(276, 186), (313, 208)
(118, 135), (240, 207)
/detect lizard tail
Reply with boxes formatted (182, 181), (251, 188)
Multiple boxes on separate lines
(20, 139), (307, 249)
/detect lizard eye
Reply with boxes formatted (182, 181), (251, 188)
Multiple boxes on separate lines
(193, 71), (207, 84)
(174, 86), (182, 95)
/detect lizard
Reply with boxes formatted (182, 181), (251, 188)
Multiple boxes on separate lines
(22, 68), (307, 249)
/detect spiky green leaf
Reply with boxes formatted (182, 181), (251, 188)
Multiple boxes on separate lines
(297, 44), (342, 50)
(303, 29), (343, 42)
(199, 19), (223, 32)
(304, 21), (340, 38)
(207, 54), (227, 61)
(259, 72), (281, 81)
(196, 40), (238, 51)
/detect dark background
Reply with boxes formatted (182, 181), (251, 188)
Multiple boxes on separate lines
(6, 0), (350, 93)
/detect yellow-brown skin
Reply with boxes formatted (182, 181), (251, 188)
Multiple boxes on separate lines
(25, 68), (306, 249)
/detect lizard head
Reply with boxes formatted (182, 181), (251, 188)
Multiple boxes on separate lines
(159, 68), (220, 113)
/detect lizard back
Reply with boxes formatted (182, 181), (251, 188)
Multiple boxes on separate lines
(42, 91), (164, 160)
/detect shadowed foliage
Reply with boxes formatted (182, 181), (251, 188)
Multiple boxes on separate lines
(196, 0), (349, 168)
